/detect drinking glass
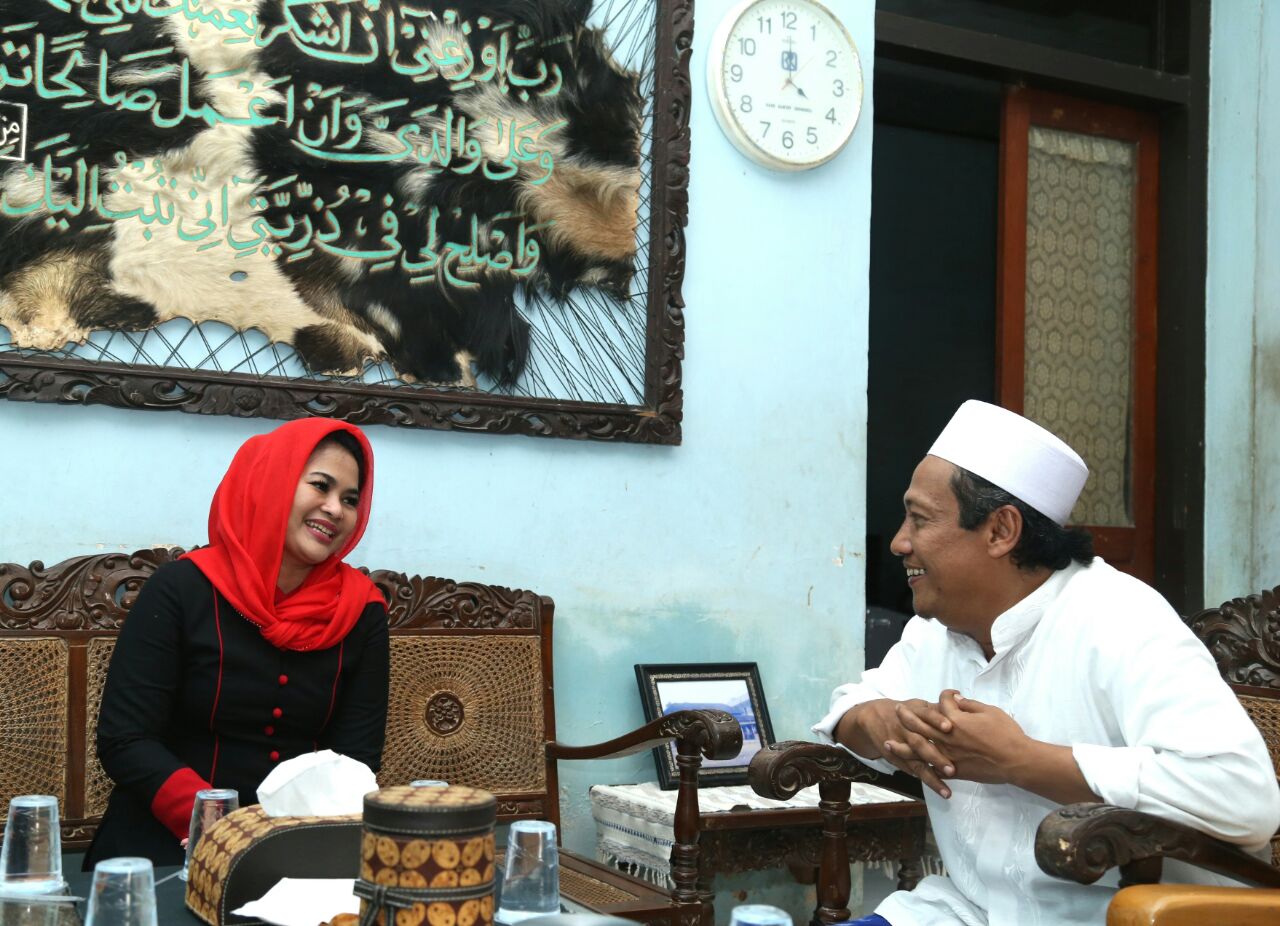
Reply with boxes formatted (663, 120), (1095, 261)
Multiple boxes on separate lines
(495, 820), (559, 924)
(0, 795), (63, 895)
(83, 857), (157, 926)
(728, 905), (792, 926)
(180, 788), (239, 882)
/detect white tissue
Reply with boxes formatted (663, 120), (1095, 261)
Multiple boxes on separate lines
(256, 750), (378, 818)
(232, 878), (359, 926)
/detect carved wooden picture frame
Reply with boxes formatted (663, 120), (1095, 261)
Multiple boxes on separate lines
(0, 1), (692, 444)
(635, 662), (774, 789)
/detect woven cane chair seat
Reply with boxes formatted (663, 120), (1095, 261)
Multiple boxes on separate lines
(84, 638), (116, 818)
(0, 638), (69, 807)
(380, 636), (546, 794)
(1238, 693), (1280, 868)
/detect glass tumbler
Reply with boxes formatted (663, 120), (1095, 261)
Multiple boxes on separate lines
(180, 788), (239, 882)
(84, 857), (158, 926)
(495, 820), (559, 924)
(0, 796), (63, 895)
(728, 905), (792, 926)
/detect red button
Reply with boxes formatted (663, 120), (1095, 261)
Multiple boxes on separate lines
(269, 751), (280, 762)
(272, 707), (283, 718)
(264, 726), (274, 736)
(278, 675), (289, 686)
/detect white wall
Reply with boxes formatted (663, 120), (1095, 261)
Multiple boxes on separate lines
(0, 0), (876, 917)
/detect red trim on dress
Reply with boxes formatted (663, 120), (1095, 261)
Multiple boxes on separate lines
(322, 641), (344, 730)
(209, 592), (226, 784)
(151, 767), (212, 840)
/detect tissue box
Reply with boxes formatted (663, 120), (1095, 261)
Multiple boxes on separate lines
(185, 805), (361, 925)
(358, 785), (497, 926)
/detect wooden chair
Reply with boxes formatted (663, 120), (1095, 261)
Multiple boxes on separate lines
(747, 741), (926, 926)
(0, 548), (742, 926)
(1034, 585), (1280, 923)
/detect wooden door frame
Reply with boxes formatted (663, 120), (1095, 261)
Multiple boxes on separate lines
(996, 87), (1160, 580)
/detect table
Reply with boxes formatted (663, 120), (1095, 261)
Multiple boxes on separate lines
(591, 783), (930, 899)
(44, 866), (594, 926)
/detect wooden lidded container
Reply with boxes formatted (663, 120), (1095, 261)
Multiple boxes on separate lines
(358, 785), (498, 926)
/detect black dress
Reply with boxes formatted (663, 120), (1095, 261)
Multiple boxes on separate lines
(85, 559), (389, 867)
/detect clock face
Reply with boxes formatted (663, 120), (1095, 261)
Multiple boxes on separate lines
(708, 0), (863, 170)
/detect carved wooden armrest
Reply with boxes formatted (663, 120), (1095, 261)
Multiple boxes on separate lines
(544, 708), (741, 763)
(747, 741), (892, 925)
(748, 740), (889, 801)
(547, 710), (741, 926)
(1035, 803), (1280, 889)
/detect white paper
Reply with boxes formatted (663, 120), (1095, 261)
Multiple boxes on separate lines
(231, 877), (359, 926)
(256, 750), (378, 817)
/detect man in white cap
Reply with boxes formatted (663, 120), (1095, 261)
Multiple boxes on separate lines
(813, 400), (1279, 926)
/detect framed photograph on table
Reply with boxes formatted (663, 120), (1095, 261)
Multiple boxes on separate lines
(635, 662), (774, 789)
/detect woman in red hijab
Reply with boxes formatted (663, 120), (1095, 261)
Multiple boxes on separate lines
(85, 419), (390, 868)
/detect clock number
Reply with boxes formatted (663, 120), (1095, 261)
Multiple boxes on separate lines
(825, 108), (837, 124)
(834, 79), (845, 97)
(826, 49), (838, 67)
(806, 126), (818, 144)
(739, 37), (757, 56)
(758, 16), (772, 33)
(782, 130), (794, 150)
(740, 95), (753, 113)
(760, 120), (771, 137)
(782, 12), (797, 29)
(811, 24), (817, 39)
(730, 64), (743, 82)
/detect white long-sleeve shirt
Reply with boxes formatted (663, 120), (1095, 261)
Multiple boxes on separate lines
(813, 558), (1280, 926)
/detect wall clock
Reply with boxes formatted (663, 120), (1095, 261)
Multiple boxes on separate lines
(707, 0), (864, 170)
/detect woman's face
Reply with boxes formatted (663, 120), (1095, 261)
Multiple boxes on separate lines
(280, 442), (361, 576)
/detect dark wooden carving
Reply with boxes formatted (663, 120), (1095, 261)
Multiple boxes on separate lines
(748, 742), (924, 926)
(366, 571), (543, 630)
(0, 0), (691, 446)
(549, 710), (740, 926)
(0, 548), (179, 631)
(1036, 803), (1280, 889)
(1185, 586), (1280, 689)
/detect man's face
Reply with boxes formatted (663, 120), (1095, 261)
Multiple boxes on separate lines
(890, 455), (995, 635)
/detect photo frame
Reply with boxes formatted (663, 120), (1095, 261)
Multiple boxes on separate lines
(0, 0), (691, 444)
(634, 662), (774, 789)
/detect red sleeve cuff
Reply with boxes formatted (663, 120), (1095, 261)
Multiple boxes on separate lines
(151, 768), (213, 839)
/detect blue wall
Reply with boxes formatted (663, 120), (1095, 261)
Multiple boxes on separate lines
(1204, 0), (1280, 601)
(0, 0), (875, 916)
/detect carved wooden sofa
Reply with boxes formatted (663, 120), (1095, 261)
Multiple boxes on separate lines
(747, 586), (1280, 926)
(0, 548), (742, 926)
(1035, 585), (1280, 924)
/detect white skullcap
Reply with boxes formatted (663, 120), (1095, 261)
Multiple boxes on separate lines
(928, 400), (1089, 525)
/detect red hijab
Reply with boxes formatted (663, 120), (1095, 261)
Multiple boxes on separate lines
(183, 419), (383, 652)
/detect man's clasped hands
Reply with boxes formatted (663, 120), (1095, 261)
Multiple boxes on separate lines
(856, 690), (1033, 799)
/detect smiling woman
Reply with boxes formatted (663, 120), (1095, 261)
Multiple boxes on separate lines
(85, 419), (390, 869)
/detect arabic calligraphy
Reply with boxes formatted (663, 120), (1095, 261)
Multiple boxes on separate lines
(0, 2), (578, 288)
(0, 100), (26, 161)
(0, 154), (548, 284)
(24, 0), (567, 98)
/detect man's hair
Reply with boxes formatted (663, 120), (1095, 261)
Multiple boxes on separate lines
(949, 466), (1094, 571)
(316, 430), (366, 488)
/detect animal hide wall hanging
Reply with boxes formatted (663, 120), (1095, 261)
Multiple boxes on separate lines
(0, 0), (690, 442)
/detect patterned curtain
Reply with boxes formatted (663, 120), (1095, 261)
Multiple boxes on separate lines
(1023, 126), (1136, 527)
